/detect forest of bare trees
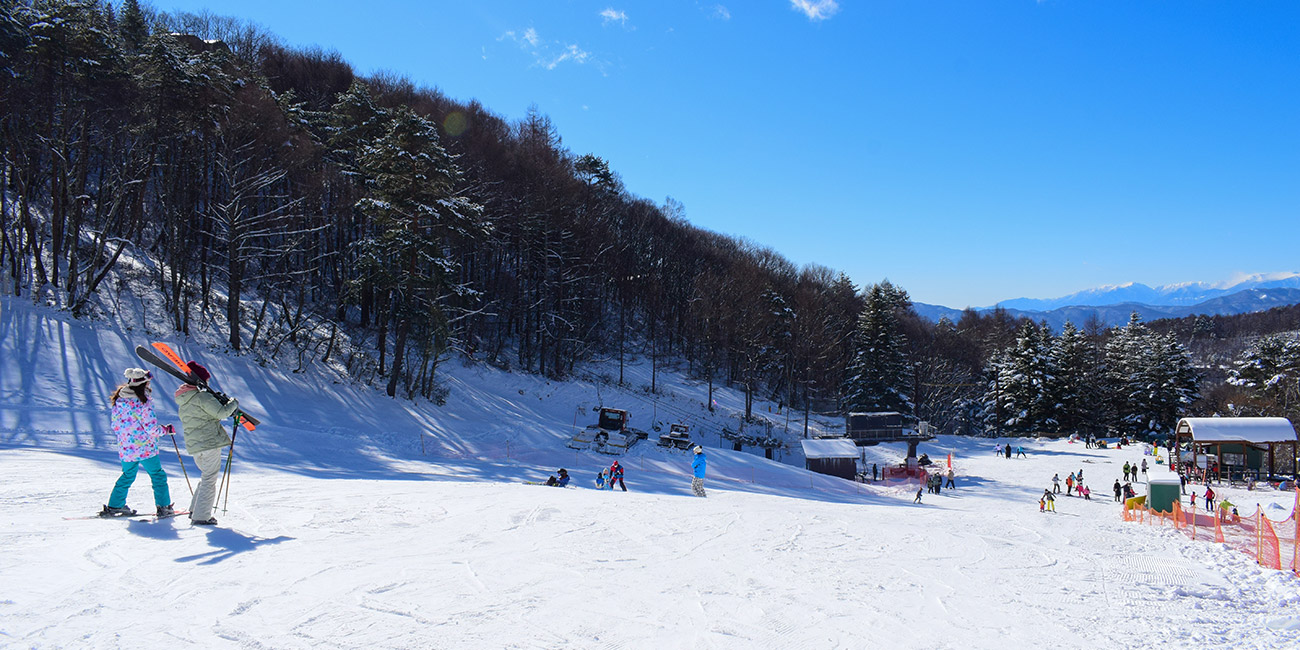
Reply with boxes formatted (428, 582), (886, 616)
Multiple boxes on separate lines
(3, 1), (1297, 435)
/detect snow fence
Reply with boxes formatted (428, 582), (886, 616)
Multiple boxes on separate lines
(1122, 488), (1300, 574)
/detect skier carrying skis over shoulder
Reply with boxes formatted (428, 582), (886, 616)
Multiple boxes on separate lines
(175, 362), (240, 526)
(101, 368), (176, 518)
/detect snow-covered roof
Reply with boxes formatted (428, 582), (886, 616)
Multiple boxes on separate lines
(1176, 417), (1297, 444)
(802, 438), (860, 459)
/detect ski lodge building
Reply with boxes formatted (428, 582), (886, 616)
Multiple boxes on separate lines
(1173, 417), (1298, 482)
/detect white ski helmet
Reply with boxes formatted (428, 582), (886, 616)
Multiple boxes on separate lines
(693, 445), (703, 454)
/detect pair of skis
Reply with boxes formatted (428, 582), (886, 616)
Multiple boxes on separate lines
(64, 510), (191, 522)
(135, 342), (259, 430)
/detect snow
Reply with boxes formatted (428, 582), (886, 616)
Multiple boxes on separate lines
(800, 437), (858, 459)
(1178, 417), (1298, 444)
(2, 296), (1300, 649)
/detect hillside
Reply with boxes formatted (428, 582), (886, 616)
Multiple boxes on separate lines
(3, 297), (1300, 649)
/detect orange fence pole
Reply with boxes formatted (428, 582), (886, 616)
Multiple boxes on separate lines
(1294, 487), (1300, 575)
(1260, 514), (1282, 569)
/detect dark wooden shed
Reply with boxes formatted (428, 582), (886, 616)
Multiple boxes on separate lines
(802, 438), (860, 480)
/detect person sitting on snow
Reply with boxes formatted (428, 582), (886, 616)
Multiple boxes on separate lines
(544, 468), (570, 487)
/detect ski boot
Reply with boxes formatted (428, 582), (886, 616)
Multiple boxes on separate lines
(100, 505), (136, 517)
(157, 504), (175, 517)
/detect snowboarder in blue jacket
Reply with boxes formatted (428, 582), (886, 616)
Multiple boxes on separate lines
(691, 446), (707, 497)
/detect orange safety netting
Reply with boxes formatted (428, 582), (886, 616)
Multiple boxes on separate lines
(1259, 513), (1281, 570)
(1125, 488), (1299, 572)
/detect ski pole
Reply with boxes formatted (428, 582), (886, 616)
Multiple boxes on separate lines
(167, 424), (194, 496)
(218, 414), (241, 514)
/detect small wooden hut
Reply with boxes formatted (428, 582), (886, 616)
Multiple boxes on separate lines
(801, 438), (860, 480)
(1172, 417), (1298, 482)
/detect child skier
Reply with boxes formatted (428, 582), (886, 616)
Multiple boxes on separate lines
(101, 368), (175, 518)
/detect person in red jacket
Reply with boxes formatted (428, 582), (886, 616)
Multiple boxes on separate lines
(608, 461), (626, 491)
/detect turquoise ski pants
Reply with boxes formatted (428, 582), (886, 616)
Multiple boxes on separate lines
(108, 455), (170, 508)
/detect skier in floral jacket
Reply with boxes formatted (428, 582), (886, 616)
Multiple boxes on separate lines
(102, 368), (174, 517)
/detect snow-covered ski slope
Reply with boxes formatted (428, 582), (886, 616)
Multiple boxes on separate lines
(2, 295), (1299, 649)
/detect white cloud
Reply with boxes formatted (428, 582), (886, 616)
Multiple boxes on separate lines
(499, 28), (596, 71)
(543, 44), (592, 70)
(711, 4), (731, 21)
(790, 0), (840, 21)
(600, 8), (629, 27)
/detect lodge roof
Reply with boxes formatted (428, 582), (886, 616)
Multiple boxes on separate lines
(1176, 417), (1297, 444)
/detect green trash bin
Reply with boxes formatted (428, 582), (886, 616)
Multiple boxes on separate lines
(1147, 476), (1181, 513)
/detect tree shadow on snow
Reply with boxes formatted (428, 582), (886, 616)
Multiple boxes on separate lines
(174, 528), (293, 566)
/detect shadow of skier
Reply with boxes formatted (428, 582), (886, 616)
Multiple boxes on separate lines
(175, 527), (294, 565)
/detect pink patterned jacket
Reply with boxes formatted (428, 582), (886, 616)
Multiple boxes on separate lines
(112, 394), (164, 462)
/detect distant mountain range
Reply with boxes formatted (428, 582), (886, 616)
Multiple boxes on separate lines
(915, 273), (1300, 330)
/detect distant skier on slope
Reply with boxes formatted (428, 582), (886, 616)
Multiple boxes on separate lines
(175, 361), (240, 526)
(1043, 489), (1056, 512)
(608, 461), (626, 491)
(1113, 479), (1122, 503)
(101, 368), (176, 518)
(544, 469), (570, 487)
(691, 446), (707, 497)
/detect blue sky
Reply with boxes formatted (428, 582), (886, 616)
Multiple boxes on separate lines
(145, 1), (1299, 308)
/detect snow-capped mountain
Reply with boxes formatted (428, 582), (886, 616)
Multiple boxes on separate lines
(996, 272), (1300, 311)
(914, 283), (1300, 330)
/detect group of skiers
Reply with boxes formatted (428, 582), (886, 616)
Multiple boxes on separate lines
(994, 443), (1026, 458)
(544, 445), (709, 497)
(1122, 459), (1148, 482)
(594, 461), (627, 491)
(923, 468), (955, 495)
(1043, 469), (1091, 511)
(103, 363), (240, 526)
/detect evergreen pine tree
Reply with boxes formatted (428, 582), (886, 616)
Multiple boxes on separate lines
(843, 281), (913, 414)
(1227, 334), (1300, 416)
(993, 320), (1051, 433)
(1046, 321), (1096, 435)
(354, 106), (485, 397)
(119, 0), (148, 52)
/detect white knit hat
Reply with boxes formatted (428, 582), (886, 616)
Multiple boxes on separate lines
(124, 368), (151, 385)
(694, 445), (703, 454)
